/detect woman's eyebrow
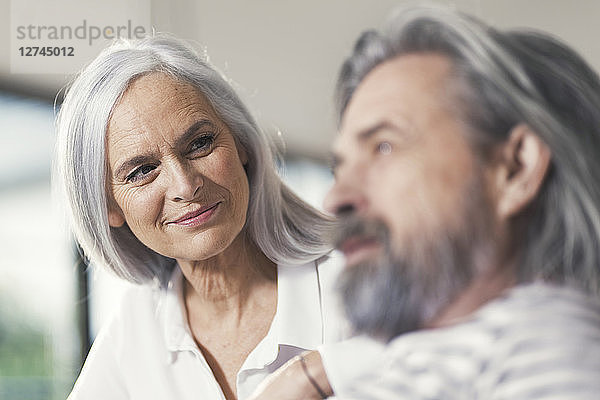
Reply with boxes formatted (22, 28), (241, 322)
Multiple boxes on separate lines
(175, 119), (217, 148)
(114, 154), (157, 179)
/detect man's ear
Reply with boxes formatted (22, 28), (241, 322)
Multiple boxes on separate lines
(492, 124), (551, 219)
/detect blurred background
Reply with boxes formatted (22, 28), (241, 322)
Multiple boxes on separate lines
(1, 0), (599, 398)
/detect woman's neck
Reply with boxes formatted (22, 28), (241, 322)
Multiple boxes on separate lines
(177, 232), (277, 323)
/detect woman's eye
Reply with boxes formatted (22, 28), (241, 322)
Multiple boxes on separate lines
(189, 134), (215, 155)
(376, 141), (393, 155)
(126, 164), (157, 183)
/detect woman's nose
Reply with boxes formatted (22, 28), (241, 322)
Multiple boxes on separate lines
(167, 161), (203, 202)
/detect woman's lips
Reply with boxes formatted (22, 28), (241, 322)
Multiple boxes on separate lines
(169, 202), (221, 227)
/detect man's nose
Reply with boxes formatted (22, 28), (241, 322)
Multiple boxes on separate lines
(323, 168), (368, 217)
(167, 160), (203, 202)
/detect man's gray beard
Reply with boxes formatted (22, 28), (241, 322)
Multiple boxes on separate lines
(335, 180), (493, 342)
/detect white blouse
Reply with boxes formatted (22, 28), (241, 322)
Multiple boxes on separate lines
(68, 254), (347, 400)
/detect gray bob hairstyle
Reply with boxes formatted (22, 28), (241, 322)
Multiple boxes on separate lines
(55, 35), (332, 286)
(337, 6), (600, 296)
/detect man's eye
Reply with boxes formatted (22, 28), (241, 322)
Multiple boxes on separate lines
(126, 164), (157, 182)
(376, 141), (392, 155)
(189, 134), (215, 154)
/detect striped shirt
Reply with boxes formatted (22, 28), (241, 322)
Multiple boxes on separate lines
(322, 283), (600, 399)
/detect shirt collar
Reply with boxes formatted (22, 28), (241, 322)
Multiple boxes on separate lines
(162, 268), (197, 355)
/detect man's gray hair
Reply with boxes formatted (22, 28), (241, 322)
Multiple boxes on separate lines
(55, 35), (332, 286)
(336, 6), (600, 296)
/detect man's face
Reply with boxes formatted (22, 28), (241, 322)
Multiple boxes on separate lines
(325, 53), (496, 339)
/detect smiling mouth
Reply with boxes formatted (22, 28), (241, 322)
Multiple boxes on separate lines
(338, 236), (382, 267)
(169, 202), (221, 227)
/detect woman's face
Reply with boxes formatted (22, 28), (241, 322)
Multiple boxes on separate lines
(106, 72), (250, 262)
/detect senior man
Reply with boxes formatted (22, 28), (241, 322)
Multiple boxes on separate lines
(250, 5), (600, 400)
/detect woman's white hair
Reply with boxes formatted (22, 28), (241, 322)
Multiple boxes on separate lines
(55, 35), (333, 286)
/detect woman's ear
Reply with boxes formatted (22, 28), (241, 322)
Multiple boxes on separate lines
(238, 145), (248, 166)
(492, 124), (552, 219)
(108, 205), (125, 228)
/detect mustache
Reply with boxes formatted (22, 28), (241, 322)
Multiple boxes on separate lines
(332, 216), (390, 250)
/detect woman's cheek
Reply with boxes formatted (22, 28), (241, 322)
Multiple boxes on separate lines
(228, 168), (250, 219)
(120, 185), (163, 225)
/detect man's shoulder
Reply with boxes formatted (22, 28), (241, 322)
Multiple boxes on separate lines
(479, 283), (600, 335)
(344, 284), (600, 399)
(471, 283), (600, 397)
(424, 283), (600, 361)
(482, 283), (600, 355)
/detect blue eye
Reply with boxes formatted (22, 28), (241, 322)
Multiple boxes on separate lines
(189, 134), (215, 154)
(126, 164), (157, 183)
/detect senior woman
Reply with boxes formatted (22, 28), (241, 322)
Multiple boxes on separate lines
(56, 35), (345, 400)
